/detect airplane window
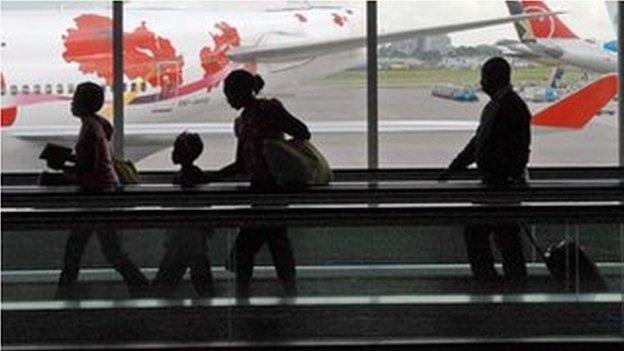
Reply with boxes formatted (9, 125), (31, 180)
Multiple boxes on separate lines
(56, 84), (63, 94)
(141, 81), (146, 92)
(68, 84), (75, 94)
(10, 85), (17, 95)
(45, 84), (52, 94)
(21, 85), (30, 95)
(33, 84), (41, 94)
(131, 82), (137, 92)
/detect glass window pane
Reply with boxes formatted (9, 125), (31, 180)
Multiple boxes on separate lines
(121, 1), (366, 171)
(379, 1), (618, 167)
(1, 1), (112, 172)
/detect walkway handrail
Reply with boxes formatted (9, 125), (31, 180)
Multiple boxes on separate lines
(3, 202), (622, 231)
(2, 180), (623, 209)
(3, 167), (624, 186)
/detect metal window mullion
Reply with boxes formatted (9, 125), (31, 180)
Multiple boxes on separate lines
(113, 1), (124, 159)
(367, 0), (378, 170)
(619, 2), (624, 167)
(618, 3), (624, 332)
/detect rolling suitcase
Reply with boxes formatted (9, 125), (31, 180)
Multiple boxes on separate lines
(522, 225), (608, 291)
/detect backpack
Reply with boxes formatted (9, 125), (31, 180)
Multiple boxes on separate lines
(113, 158), (140, 184)
(263, 138), (333, 187)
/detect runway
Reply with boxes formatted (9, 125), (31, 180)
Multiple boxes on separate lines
(1, 85), (619, 171)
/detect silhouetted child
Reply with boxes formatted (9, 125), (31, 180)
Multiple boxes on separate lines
(214, 70), (311, 298)
(57, 82), (149, 298)
(171, 132), (209, 187)
(152, 132), (213, 297)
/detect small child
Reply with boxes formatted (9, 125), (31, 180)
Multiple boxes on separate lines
(171, 131), (209, 187)
(152, 132), (213, 297)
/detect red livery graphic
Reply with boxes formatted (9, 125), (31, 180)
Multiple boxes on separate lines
(1, 74), (17, 127)
(62, 14), (184, 88)
(200, 22), (241, 91)
(0, 106), (17, 127)
(520, 0), (578, 39)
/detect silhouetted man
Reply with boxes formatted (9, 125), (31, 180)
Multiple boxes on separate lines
(440, 57), (530, 283)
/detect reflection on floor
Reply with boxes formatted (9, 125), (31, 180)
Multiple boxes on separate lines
(3, 265), (621, 346)
(2, 264), (620, 301)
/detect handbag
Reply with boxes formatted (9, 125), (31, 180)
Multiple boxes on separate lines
(263, 138), (333, 187)
(113, 158), (140, 184)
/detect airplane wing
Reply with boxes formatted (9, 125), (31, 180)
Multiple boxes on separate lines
(228, 11), (563, 63)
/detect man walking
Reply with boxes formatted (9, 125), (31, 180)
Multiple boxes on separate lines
(440, 57), (531, 284)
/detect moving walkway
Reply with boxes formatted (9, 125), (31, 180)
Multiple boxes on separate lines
(2, 170), (623, 349)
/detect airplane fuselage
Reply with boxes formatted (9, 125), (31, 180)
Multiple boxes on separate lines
(498, 38), (617, 74)
(527, 39), (617, 73)
(1, 6), (364, 130)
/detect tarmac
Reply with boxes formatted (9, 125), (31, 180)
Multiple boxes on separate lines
(1, 85), (619, 171)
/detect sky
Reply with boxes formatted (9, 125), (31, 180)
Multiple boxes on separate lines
(1, 0), (616, 46)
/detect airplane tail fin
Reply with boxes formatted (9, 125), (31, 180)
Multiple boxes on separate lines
(506, 1), (536, 42)
(531, 74), (617, 129)
(506, 0), (577, 40)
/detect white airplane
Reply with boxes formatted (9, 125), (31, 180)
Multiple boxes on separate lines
(498, 0), (617, 74)
(0, 1), (593, 167)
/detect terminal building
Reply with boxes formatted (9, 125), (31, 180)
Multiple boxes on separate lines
(1, 1), (623, 350)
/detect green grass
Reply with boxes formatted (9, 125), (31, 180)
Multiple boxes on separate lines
(315, 66), (584, 88)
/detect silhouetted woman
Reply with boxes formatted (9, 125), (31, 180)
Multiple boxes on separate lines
(57, 82), (149, 298)
(214, 70), (311, 297)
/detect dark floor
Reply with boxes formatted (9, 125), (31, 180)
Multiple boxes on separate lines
(2, 266), (620, 302)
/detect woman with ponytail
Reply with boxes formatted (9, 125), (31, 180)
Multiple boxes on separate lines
(215, 69), (310, 297)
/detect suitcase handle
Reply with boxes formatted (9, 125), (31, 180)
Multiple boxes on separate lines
(520, 223), (548, 262)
